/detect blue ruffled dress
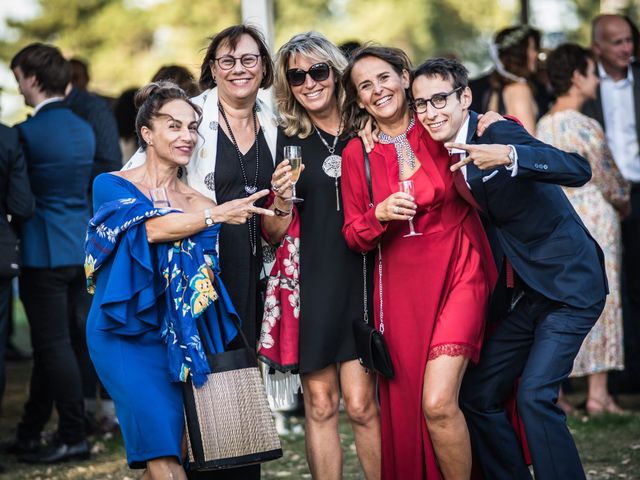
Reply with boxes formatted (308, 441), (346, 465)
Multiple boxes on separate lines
(85, 173), (239, 468)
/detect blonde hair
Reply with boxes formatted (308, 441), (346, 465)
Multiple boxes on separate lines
(274, 32), (348, 138)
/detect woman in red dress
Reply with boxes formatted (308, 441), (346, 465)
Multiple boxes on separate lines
(340, 46), (497, 479)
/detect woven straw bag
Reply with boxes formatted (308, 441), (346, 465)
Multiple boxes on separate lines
(183, 328), (282, 470)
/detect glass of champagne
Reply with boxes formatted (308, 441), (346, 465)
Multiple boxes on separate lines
(284, 145), (303, 203)
(150, 187), (171, 208)
(398, 180), (422, 237)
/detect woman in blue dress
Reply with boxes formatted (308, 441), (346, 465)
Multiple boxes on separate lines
(85, 82), (273, 479)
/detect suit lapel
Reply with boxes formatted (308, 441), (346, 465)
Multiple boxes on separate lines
(465, 111), (491, 213)
(594, 85), (605, 128)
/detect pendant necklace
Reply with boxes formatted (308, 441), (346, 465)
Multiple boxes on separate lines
(219, 101), (260, 256)
(314, 124), (342, 211)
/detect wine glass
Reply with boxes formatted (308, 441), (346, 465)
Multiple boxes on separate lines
(398, 180), (422, 237)
(150, 187), (171, 208)
(284, 145), (303, 203)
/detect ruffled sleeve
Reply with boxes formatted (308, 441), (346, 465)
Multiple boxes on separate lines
(85, 174), (176, 335)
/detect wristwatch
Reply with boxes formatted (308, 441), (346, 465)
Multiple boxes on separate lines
(204, 208), (215, 227)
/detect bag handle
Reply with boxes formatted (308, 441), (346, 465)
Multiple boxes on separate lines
(360, 141), (385, 334)
(199, 275), (254, 356)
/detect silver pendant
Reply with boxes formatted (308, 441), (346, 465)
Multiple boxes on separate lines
(322, 154), (342, 179)
(244, 185), (258, 195)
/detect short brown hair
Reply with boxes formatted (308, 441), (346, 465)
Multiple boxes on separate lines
(199, 24), (274, 91)
(546, 43), (593, 97)
(11, 43), (70, 96)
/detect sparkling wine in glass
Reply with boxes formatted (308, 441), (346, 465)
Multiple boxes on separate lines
(284, 145), (303, 203)
(398, 180), (422, 237)
(150, 187), (171, 208)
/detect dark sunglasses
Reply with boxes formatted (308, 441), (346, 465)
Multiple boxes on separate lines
(286, 63), (331, 86)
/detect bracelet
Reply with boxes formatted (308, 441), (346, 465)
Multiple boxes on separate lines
(274, 206), (292, 217)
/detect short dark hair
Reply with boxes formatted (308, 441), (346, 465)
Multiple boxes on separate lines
(546, 43), (593, 96)
(134, 81), (202, 150)
(152, 65), (200, 97)
(199, 24), (274, 91)
(10, 43), (70, 96)
(69, 57), (89, 89)
(341, 45), (412, 135)
(412, 57), (469, 94)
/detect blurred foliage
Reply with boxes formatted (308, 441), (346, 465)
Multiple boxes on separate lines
(2, 0), (639, 97)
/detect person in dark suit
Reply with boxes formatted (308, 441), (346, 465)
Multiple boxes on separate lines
(411, 57), (607, 479)
(582, 13), (640, 395)
(0, 123), (34, 405)
(64, 57), (122, 434)
(8, 43), (95, 464)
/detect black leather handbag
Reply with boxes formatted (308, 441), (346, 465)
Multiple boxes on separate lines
(352, 141), (395, 379)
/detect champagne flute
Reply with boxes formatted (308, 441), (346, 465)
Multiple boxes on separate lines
(284, 145), (303, 203)
(150, 187), (171, 208)
(398, 180), (422, 237)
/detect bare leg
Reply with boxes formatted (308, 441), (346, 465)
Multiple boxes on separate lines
(422, 355), (471, 480)
(141, 457), (187, 480)
(586, 372), (624, 414)
(302, 365), (342, 479)
(340, 360), (381, 480)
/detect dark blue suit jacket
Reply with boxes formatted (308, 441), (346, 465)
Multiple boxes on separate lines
(464, 111), (607, 310)
(16, 101), (95, 268)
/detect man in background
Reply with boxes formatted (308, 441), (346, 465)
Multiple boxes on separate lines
(7, 42), (94, 464)
(583, 13), (640, 394)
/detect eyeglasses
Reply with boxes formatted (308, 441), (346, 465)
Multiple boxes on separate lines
(286, 63), (331, 86)
(411, 87), (462, 113)
(213, 54), (261, 70)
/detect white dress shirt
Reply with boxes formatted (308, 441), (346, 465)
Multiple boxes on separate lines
(598, 62), (640, 182)
(33, 97), (64, 116)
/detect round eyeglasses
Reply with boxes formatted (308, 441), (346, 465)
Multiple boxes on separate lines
(213, 54), (261, 71)
(286, 63), (331, 87)
(411, 87), (462, 113)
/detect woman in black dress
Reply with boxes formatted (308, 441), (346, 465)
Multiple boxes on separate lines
(263, 32), (380, 479)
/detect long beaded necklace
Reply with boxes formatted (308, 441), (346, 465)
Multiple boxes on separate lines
(378, 116), (417, 177)
(218, 101), (260, 256)
(314, 124), (342, 211)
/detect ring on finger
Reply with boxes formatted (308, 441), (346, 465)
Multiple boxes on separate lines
(393, 206), (399, 214)
(271, 183), (280, 192)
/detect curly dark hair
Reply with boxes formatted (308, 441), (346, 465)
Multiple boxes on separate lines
(199, 24), (274, 91)
(546, 43), (593, 97)
(341, 45), (412, 136)
(134, 81), (202, 149)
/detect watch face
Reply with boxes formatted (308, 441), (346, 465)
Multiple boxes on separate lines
(205, 217), (214, 226)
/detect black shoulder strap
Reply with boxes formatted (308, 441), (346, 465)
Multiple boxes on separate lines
(361, 141), (373, 208)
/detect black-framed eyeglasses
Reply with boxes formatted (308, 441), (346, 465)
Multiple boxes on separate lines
(213, 54), (261, 70)
(411, 87), (462, 113)
(286, 63), (331, 86)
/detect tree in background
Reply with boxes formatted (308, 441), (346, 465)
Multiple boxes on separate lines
(5, 0), (639, 98)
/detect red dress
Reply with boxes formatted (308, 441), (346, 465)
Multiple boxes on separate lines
(341, 120), (497, 479)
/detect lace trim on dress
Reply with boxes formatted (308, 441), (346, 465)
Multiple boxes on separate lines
(428, 342), (479, 362)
